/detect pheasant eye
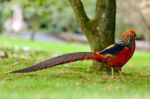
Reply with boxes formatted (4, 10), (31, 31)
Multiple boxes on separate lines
(131, 33), (136, 37)
(122, 33), (126, 37)
(132, 34), (134, 37)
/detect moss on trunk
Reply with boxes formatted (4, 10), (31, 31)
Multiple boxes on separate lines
(69, 0), (116, 72)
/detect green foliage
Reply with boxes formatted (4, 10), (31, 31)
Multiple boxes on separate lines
(0, 3), (6, 32)
(48, 1), (80, 33)
(1, 0), (97, 33)
(0, 35), (150, 99)
(2, 0), (81, 33)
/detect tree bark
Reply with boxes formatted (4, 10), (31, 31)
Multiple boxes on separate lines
(69, 0), (116, 72)
(0, 2), (3, 33)
(0, 11), (2, 33)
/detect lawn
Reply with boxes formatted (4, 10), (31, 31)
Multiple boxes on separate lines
(0, 35), (150, 99)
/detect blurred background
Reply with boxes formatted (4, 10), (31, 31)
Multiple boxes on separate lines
(0, 1), (150, 98)
(0, 0), (150, 51)
(0, 0), (150, 99)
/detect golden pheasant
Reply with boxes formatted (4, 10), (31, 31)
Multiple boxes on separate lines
(10, 30), (136, 80)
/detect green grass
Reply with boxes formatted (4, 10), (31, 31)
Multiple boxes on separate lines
(0, 35), (150, 99)
(0, 35), (90, 52)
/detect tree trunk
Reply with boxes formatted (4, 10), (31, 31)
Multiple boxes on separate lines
(0, 12), (2, 33)
(0, 1), (11, 34)
(69, 0), (116, 72)
(0, 2), (4, 33)
(29, 17), (39, 41)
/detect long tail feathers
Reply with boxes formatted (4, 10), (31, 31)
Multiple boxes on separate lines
(10, 52), (105, 73)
